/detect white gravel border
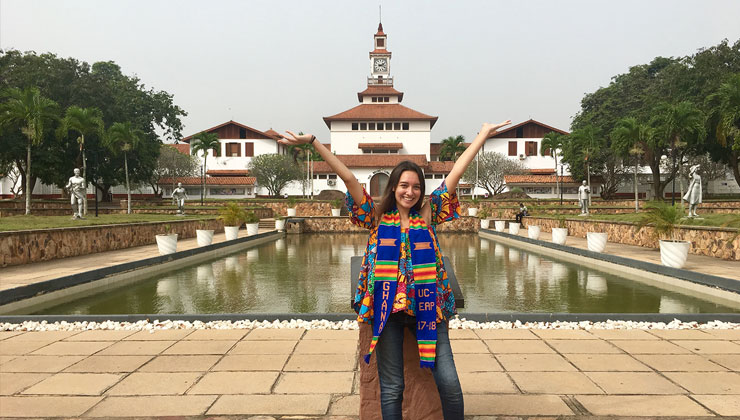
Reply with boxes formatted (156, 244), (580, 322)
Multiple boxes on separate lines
(2, 317), (738, 332)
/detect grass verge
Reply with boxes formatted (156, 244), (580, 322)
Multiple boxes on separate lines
(0, 214), (215, 232)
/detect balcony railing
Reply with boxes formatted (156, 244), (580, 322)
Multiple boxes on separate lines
(367, 77), (394, 86)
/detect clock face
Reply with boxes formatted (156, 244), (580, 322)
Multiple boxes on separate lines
(374, 58), (387, 72)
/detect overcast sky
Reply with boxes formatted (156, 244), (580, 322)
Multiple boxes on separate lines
(2, 0), (739, 143)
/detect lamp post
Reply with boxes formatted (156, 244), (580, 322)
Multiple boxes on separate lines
(559, 164), (563, 206)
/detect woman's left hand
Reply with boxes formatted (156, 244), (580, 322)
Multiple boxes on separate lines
(480, 120), (512, 138)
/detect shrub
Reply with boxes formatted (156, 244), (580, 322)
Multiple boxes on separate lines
(244, 211), (259, 224)
(287, 197), (297, 208)
(330, 199), (343, 209)
(635, 201), (685, 241)
(219, 203), (248, 226)
(477, 208), (489, 219)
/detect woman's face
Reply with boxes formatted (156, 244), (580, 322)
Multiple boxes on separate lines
(394, 170), (422, 211)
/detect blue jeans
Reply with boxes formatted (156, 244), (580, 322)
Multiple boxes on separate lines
(375, 312), (464, 420)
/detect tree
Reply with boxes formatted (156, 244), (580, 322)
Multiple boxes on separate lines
(612, 117), (653, 210)
(706, 73), (740, 187)
(540, 131), (565, 195)
(150, 144), (198, 195)
(0, 87), (59, 214)
(651, 101), (705, 203)
(105, 122), (143, 214)
(190, 131), (220, 204)
(438, 135), (466, 161)
(248, 153), (302, 197)
(58, 106), (104, 214)
(462, 151), (525, 196)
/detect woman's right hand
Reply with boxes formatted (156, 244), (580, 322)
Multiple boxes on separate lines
(278, 131), (315, 146)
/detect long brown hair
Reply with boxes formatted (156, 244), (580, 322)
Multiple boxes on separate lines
(375, 161), (426, 219)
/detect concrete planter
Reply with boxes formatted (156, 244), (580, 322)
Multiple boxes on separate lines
(155, 233), (178, 255)
(468, 208), (478, 217)
(494, 220), (506, 232)
(552, 227), (568, 245)
(509, 222), (520, 235)
(587, 232), (608, 253)
(195, 229), (214, 247)
(480, 219), (490, 229)
(246, 223), (259, 236)
(659, 240), (691, 269)
(528, 225), (540, 240)
(275, 219), (286, 231)
(287, 208), (296, 217)
(331, 208), (341, 216)
(224, 225), (240, 240)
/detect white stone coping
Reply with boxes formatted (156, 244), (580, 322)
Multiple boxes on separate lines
(2, 317), (738, 332)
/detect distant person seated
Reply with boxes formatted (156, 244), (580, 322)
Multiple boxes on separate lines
(515, 203), (528, 224)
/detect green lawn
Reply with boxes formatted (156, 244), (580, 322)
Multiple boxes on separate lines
(531, 212), (740, 229)
(0, 214), (216, 232)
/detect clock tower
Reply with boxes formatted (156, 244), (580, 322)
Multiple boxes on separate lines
(369, 23), (392, 86)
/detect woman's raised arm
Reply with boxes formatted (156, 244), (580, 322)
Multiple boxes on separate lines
(279, 131), (365, 204)
(444, 121), (511, 192)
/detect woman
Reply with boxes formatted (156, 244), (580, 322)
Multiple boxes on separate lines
(279, 120), (510, 419)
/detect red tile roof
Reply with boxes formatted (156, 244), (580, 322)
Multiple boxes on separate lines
(426, 161), (456, 173)
(206, 170), (250, 176)
(357, 86), (404, 102)
(264, 129), (283, 139)
(182, 120), (277, 143)
(160, 176), (256, 186)
(528, 168), (556, 174)
(312, 154), (428, 173)
(170, 143), (190, 155)
(489, 119), (569, 139)
(375, 23), (385, 36)
(358, 143), (403, 150)
(323, 104), (438, 128)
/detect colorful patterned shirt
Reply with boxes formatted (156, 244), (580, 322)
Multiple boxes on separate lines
(346, 180), (461, 325)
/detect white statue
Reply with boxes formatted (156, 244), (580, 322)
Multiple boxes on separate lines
(683, 164), (702, 217)
(65, 168), (86, 219)
(172, 182), (188, 214)
(578, 180), (590, 215)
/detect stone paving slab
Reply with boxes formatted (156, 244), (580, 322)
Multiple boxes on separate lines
(1, 328), (740, 418)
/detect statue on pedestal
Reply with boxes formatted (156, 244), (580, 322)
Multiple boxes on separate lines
(683, 164), (702, 217)
(66, 168), (86, 219)
(172, 182), (188, 214)
(578, 180), (590, 215)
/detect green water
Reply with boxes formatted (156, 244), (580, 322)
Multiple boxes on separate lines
(32, 234), (740, 315)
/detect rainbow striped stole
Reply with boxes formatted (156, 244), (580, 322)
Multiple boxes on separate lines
(364, 210), (438, 369)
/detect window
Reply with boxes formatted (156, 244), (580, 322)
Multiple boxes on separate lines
(352, 123), (358, 130)
(525, 141), (538, 156)
(384, 97), (389, 102)
(211, 145), (221, 157)
(328, 174), (337, 179)
(368, 123), (375, 130)
(394, 122), (401, 130)
(239, 128), (247, 139)
(516, 127), (524, 138)
(210, 188), (246, 196)
(402, 122), (409, 130)
(385, 122), (392, 130)
(245, 142), (254, 157)
(424, 174), (433, 179)
(508, 141), (517, 156)
(372, 97), (378, 102)
(435, 174), (444, 179)
(543, 147), (551, 156)
(377, 38), (384, 47)
(360, 123), (367, 130)
(226, 143), (241, 157)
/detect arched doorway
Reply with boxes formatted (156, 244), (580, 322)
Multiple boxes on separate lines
(370, 172), (390, 197)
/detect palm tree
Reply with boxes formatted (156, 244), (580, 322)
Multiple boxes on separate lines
(540, 131), (564, 196)
(0, 87), (59, 215)
(105, 122), (143, 214)
(190, 131), (220, 205)
(707, 74), (740, 188)
(58, 106), (104, 215)
(652, 101), (705, 204)
(439, 135), (466, 161)
(612, 117), (653, 212)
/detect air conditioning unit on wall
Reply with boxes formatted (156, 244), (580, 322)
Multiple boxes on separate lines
(327, 180), (336, 186)
(519, 154), (526, 160)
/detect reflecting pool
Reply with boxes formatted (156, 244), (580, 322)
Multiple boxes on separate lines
(32, 234), (740, 315)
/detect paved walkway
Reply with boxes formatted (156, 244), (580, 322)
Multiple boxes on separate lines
(1, 327), (739, 418)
